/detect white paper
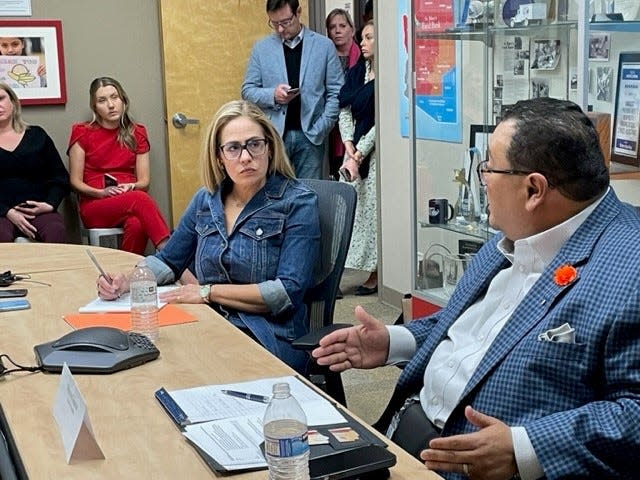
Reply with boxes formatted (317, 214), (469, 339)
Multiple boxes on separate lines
(52, 364), (104, 463)
(78, 285), (178, 312)
(0, 0), (32, 16)
(183, 415), (267, 470)
(169, 375), (346, 426)
(501, 36), (530, 105)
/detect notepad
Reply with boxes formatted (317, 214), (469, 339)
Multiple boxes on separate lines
(78, 286), (178, 313)
(63, 304), (197, 330)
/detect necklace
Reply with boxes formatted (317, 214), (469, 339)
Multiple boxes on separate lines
(227, 195), (247, 208)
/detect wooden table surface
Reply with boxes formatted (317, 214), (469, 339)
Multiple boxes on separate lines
(0, 243), (439, 479)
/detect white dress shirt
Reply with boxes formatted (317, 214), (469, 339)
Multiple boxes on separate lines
(387, 191), (606, 479)
(283, 25), (304, 49)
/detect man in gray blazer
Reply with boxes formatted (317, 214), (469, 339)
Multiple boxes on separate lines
(242, 0), (344, 179)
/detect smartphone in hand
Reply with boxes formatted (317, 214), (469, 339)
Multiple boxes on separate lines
(287, 87), (300, 96)
(104, 174), (118, 188)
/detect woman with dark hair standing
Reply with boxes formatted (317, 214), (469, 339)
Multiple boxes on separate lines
(0, 82), (69, 242)
(68, 77), (171, 254)
(338, 20), (377, 295)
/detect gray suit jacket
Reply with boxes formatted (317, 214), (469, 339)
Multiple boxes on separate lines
(241, 28), (344, 146)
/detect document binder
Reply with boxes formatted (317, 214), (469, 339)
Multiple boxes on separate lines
(155, 387), (190, 427)
(154, 376), (396, 477)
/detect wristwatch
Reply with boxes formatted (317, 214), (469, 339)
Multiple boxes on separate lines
(199, 284), (211, 304)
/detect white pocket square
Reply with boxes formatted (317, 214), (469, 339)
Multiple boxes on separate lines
(538, 322), (576, 344)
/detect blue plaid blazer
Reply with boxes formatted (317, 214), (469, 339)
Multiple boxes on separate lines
(399, 190), (640, 478)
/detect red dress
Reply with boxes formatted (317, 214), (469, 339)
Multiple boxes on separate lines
(68, 123), (170, 254)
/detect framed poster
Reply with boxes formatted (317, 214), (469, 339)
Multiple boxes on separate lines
(0, 20), (66, 105)
(611, 53), (640, 167)
(469, 124), (496, 163)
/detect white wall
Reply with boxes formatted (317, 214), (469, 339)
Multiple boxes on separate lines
(377, 1), (413, 302)
(10, 0), (169, 243)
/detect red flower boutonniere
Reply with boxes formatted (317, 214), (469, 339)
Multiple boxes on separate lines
(554, 264), (578, 287)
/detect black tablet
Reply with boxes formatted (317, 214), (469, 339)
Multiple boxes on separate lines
(309, 445), (396, 480)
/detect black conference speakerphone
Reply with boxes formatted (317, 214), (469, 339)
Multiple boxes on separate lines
(34, 326), (159, 374)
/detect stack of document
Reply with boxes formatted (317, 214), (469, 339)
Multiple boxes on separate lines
(79, 286), (178, 312)
(156, 375), (347, 472)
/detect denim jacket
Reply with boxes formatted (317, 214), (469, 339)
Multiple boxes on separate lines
(145, 174), (320, 372)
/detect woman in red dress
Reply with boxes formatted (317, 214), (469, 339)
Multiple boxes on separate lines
(68, 77), (170, 254)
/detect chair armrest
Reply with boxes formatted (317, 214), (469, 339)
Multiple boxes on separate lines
(291, 323), (352, 350)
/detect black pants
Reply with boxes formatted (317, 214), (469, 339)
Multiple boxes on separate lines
(388, 399), (442, 460)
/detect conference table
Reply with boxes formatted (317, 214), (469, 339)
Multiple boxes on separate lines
(0, 244), (440, 479)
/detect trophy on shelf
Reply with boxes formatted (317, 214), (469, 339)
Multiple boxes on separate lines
(452, 167), (476, 225)
(469, 146), (488, 225)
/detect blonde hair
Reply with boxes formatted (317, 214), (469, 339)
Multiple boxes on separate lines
(201, 100), (295, 192)
(326, 8), (355, 34)
(0, 82), (27, 133)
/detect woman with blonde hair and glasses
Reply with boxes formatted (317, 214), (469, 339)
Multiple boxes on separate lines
(68, 77), (171, 254)
(97, 99), (320, 374)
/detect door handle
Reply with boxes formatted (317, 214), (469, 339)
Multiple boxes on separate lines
(172, 113), (199, 129)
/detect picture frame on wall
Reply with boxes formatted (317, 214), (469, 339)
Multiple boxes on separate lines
(469, 124), (496, 163)
(0, 19), (67, 105)
(611, 52), (640, 167)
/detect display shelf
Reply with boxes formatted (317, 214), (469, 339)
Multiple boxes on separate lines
(409, 2), (605, 301)
(414, 287), (450, 308)
(589, 20), (640, 32)
(418, 21), (578, 44)
(418, 221), (493, 242)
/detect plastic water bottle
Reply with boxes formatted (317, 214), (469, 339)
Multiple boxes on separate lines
(130, 260), (159, 342)
(263, 382), (310, 480)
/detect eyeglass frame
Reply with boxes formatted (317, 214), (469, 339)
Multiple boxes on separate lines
(268, 12), (297, 29)
(476, 160), (534, 186)
(219, 138), (268, 161)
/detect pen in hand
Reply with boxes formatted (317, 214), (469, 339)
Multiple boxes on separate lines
(85, 249), (113, 285)
(221, 390), (271, 404)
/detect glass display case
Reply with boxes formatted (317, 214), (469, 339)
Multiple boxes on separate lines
(409, 1), (640, 307)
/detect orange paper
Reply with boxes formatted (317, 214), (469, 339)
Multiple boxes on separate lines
(63, 304), (197, 331)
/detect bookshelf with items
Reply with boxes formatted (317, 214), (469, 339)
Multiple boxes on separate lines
(408, 1), (640, 310)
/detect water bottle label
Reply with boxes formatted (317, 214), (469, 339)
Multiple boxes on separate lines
(264, 432), (309, 458)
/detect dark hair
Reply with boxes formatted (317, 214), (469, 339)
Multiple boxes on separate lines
(364, 0), (373, 17)
(266, 0), (299, 13)
(89, 76), (136, 151)
(0, 37), (26, 55)
(501, 97), (608, 201)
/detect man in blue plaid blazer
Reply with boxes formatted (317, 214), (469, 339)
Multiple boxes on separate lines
(314, 98), (640, 479)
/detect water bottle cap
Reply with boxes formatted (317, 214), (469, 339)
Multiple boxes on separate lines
(272, 382), (290, 395)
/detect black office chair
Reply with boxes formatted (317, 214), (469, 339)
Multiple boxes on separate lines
(293, 179), (357, 406)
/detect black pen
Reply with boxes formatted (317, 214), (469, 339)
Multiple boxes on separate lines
(86, 249), (113, 284)
(221, 389), (270, 404)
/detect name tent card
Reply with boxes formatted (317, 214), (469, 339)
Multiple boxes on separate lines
(52, 363), (105, 463)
